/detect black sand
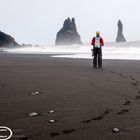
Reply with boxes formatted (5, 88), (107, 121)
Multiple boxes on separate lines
(0, 53), (140, 140)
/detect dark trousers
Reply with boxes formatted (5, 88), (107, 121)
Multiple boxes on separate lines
(93, 47), (102, 68)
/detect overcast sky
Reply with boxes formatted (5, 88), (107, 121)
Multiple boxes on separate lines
(0, 0), (140, 45)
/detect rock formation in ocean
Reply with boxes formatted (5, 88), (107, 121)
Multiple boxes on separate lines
(55, 17), (82, 45)
(0, 31), (19, 48)
(116, 20), (126, 42)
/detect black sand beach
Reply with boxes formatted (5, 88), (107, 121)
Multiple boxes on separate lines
(0, 53), (140, 140)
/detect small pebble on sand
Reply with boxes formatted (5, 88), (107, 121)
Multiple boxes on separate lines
(112, 128), (120, 133)
(29, 112), (38, 117)
(49, 120), (55, 123)
(31, 91), (41, 95)
(49, 110), (55, 114)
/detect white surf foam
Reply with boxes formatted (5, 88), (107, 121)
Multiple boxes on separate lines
(6, 42), (140, 60)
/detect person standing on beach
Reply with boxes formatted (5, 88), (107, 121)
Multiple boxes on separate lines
(91, 31), (104, 68)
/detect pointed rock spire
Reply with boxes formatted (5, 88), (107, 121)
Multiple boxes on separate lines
(116, 20), (126, 42)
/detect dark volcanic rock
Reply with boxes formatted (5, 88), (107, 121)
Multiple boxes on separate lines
(116, 20), (126, 42)
(55, 17), (82, 45)
(0, 31), (19, 48)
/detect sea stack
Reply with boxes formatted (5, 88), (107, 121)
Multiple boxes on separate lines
(55, 17), (82, 45)
(116, 20), (126, 42)
(0, 31), (19, 48)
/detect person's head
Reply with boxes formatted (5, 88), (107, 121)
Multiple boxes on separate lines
(96, 31), (100, 36)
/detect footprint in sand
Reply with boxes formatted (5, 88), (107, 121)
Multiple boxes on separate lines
(130, 76), (135, 81)
(50, 132), (60, 137)
(117, 109), (129, 115)
(81, 114), (104, 123)
(92, 116), (104, 120)
(0, 83), (6, 88)
(103, 110), (112, 115)
(81, 110), (112, 123)
(129, 76), (140, 88)
(62, 129), (76, 134)
(81, 119), (92, 123)
(50, 129), (76, 137)
(132, 82), (139, 87)
(123, 101), (132, 106)
(135, 95), (140, 99)
(118, 73), (127, 79)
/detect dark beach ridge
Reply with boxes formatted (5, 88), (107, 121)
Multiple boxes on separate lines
(0, 53), (140, 140)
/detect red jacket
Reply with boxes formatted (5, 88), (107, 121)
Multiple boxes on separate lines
(91, 36), (104, 46)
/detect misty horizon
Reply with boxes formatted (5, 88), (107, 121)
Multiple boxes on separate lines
(0, 0), (140, 45)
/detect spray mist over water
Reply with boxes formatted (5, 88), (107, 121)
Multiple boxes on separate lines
(5, 42), (140, 60)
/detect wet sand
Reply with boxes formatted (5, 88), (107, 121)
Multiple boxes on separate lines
(0, 53), (140, 140)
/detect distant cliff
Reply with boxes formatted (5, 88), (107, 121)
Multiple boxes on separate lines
(116, 20), (126, 42)
(0, 31), (19, 48)
(55, 17), (82, 45)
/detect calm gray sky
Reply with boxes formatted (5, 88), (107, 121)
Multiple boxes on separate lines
(0, 0), (140, 45)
